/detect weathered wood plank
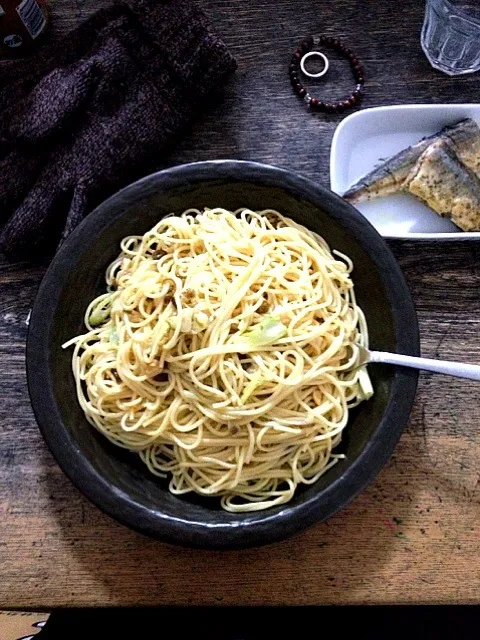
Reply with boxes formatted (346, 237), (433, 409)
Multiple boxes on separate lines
(0, 0), (479, 608)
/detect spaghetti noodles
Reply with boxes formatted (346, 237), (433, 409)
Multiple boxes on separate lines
(63, 208), (373, 512)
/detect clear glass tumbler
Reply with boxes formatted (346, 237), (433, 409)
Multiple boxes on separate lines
(421, 0), (480, 75)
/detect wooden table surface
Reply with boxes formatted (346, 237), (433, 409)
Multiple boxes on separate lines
(1, 0), (479, 609)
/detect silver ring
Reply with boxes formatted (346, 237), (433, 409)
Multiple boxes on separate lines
(300, 51), (329, 78)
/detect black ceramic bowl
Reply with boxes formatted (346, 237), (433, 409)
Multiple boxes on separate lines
(27, 160), (419, 549)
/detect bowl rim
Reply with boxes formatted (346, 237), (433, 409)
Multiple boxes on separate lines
(26, 159), (419, 549)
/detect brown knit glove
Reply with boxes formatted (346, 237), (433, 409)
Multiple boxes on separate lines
(0, 0), (236, 260)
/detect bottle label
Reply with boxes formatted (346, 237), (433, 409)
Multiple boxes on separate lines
(16, 0), (46, 39)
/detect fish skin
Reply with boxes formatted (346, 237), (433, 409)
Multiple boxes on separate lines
(442, 117), (480, 176)
(342, 138), (433, 203)
(406, 139), (480, 232)
(342, 118), (480, 204)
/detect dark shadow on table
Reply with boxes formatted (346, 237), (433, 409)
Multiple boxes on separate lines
(38, 606), (480, 640)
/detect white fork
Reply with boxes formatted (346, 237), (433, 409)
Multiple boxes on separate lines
(356, 344), (480, 381)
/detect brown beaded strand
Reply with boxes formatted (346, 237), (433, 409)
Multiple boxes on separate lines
(289, 35), (365, 113)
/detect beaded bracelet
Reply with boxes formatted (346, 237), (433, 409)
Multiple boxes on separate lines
(289, 35), (365, 113)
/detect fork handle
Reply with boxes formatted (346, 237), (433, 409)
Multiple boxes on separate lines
(369, 351), (480, 382)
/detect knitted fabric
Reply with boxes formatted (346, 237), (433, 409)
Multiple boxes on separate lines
(0, 0), (236, 259)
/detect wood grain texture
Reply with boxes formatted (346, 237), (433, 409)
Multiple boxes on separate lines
(1, 0), (479, 608)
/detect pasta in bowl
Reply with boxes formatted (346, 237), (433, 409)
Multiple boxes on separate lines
(64, 208), (373, 513)
(27, 161), (419, 548)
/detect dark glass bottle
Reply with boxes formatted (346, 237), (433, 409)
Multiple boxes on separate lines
(0, 0), (49, 57)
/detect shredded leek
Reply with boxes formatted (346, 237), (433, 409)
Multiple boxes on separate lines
(88, 295), (113, 326)
(240, 370), (264, 404)
(357, 368), (373, 400)
(242, 316), (288, 348)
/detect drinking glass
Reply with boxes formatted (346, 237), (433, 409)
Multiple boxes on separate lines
(421, 0), (480, 75)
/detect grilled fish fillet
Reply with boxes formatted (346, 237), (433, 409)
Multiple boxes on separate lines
(406, 140), (480, 232)
(343, 118), (480, 204)
(442, 117), (480, 176)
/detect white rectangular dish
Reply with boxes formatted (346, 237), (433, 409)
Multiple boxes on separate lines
(330, 104), (480, 240)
